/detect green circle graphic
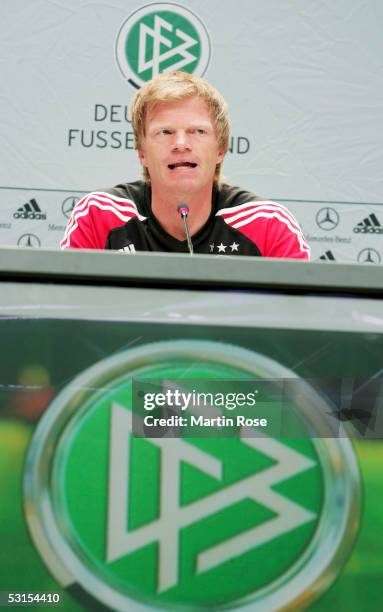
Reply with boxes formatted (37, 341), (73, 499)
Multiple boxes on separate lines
(24, 340), (360, 612)
(126, 11), (201, 81)
(53, 362), (322, 608)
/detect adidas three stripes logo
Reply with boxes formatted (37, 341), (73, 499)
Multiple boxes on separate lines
(319, 250), (336, 261)
(13, 199), (46, 220)
(354, 213), (383, 234)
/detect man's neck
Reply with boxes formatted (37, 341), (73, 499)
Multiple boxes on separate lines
(150, 185), (214, 241)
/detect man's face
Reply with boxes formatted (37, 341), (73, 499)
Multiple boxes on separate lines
(138, 96), (225, 197)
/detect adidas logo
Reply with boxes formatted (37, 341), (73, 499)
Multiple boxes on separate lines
(13, 198), (46, 220)
(319, 250), (336, 261)
(353, 213), (383, 234)
(118, 244), (136, 254)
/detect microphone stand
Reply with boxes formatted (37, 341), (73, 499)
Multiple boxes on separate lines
(176, 203), (193, 255)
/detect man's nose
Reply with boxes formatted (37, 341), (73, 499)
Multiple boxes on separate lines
(172, 130), (191, 150)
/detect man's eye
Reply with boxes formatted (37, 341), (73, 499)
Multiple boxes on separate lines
(196, 128), (206, 135)
(159, 129), (172, 135)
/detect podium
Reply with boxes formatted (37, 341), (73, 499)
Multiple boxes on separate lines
(0, 248), (382, 611)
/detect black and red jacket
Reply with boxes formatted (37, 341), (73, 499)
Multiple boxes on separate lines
(61, 181), (310, 259)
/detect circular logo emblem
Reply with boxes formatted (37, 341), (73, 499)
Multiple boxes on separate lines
(61, 196), (80, 219)
(357, 248), (381, 264)
(115, 3), (211, 88)
(17, 233), (41, 248)
(24, 340), (360, 611)
(315, 207), (339, 231)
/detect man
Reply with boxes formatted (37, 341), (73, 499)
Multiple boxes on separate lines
(61, 71), (310, 259)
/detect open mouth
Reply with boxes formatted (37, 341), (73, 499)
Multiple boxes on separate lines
(168, 162), (197, 170)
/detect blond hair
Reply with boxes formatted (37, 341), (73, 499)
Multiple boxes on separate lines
(130, 71), (230, 182)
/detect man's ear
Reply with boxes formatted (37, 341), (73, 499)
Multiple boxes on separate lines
(217, 148), (225, 164)
(138, 149), (146, 166)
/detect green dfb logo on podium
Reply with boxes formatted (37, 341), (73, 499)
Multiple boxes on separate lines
(24, 341), (360, 611)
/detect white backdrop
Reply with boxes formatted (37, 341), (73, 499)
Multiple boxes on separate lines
(1, 0), (382, 262)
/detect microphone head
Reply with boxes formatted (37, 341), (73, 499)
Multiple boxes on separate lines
(176, 202), (190, 217)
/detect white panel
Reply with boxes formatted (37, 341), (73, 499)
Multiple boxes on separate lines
(1, 0), (382, 259)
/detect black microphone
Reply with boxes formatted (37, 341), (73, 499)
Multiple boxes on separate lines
(176, 202), (193, 255)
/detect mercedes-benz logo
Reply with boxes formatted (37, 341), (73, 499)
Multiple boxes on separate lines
(61, 196), (79, 219)
(17, 233), (41, 248)
(357, 248), (381, 264)
(315, 207), (340, 231)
